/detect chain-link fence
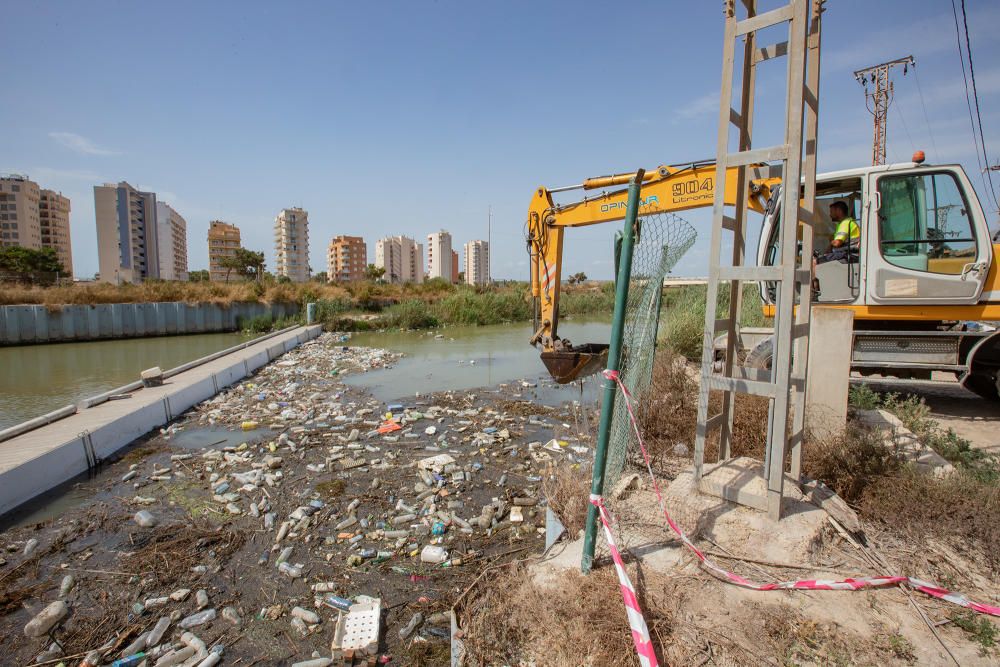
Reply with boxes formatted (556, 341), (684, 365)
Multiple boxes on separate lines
(602, 206), (697, 490)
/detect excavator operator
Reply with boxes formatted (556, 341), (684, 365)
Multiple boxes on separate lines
(816, 200), (859, 264)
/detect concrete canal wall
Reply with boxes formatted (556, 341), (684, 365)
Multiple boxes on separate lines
(0, 301), (299, 345)
(0, 324), (322, 517)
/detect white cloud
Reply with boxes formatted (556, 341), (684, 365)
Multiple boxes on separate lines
(673, 92), (719, 121)
(48, 131), (121, 156)
(29, 166), (105, 182)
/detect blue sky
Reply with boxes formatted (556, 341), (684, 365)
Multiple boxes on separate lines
(2, 0), (998, 279)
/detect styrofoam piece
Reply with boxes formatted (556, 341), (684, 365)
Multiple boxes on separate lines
(331, 597), (382, 655)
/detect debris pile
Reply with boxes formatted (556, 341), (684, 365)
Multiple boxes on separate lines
(0, 333), (595, 665)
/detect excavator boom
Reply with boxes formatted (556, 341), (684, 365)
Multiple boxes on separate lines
(527, 160), (780, 381)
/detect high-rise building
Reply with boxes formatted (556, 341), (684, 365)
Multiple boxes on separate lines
(274, 208), (310, 282)
(451, 250), (459, 284)
(426, 230), (453, 282)
(375, 235), (424, 284)
(464, 240), (490, 286)
(327, 235), (367, 282)
(0, 175), (74, 276)
(208, 220), (241, 282)
(94, 181), (159, 283)
(155, 202), (188, 281)
(39, 189), (73, 276)
(0, 174), (41, 251)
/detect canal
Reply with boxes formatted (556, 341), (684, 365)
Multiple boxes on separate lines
(0, 332), (258, 430)
(345, 316), (612, 403)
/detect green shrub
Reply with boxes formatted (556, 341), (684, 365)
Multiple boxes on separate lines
(380, 300), (440, 329)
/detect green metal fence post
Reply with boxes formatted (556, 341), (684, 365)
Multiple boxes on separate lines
(581, 169), (645, 574)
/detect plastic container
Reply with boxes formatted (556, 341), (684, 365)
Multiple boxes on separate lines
(420, 545), (448, 564)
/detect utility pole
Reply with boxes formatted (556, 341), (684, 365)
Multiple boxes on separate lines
(854, 55), (914, 166)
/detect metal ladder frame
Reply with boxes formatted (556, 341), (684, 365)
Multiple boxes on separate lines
(694, 0), (824, 520)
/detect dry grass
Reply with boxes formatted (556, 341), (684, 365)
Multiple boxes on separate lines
(861, 469), (1000, 572)
(640, 350), (769, 466)
(460, 562), (675, 666)
(541, 462), (590, 538)
(460, 561), (913, 666)
(119, 524), (246, 587)
(802, 424), (903, 502)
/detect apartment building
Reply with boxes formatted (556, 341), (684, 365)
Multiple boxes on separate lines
(464, 240), (490, 286)
(0, 174), (42, 251)
(0, 175), (75, 276)
(426, 230), (453, 282)
(451, 250), (459, 284)
(375, 235), (424, 284)
(39, 189), (73, 276)
(327, 235), (367, 282)
(274, 208), (310, 282)
(94, 181), (159, 283)
(155, 201), (188, 281)
(208, 220), (241, 282)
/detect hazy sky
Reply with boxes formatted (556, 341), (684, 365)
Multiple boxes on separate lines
(2, 0), (998, 279)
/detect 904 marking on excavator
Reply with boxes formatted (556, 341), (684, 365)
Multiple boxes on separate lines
(671, 178), (714, 204)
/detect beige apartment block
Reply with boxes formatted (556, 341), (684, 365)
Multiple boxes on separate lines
(208, 220), (241, 282)
(39, 189), (73, 276)
(426, 230), (453, 282)
(156, 201), (188, 281)
(464, 239), (490, 286)
(0, 174), (42, 252)
(274, 208), (310, 282)
(327, 235), (367, 282)
(94, 181), (160, 283)
(375, 235), (424, 284)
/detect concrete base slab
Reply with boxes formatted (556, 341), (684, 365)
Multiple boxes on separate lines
(534, 462), (831, 584)
(855, 409), (955, 477)
(698, 455), (806, 513)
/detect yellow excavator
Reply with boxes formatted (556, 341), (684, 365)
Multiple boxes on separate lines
(526, 155), (1000, 401)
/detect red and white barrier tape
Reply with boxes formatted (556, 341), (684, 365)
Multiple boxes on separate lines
(590, 493), (659, 667)
(599, 368), (1000, 617)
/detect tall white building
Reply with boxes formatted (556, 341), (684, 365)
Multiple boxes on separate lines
(155, 202), (188, 281)
(94, 181), (159, 283)
(274, 207), (310, 282)
(375, 235), (423, 284)
(464, 240), (490, 286)
(426, 230), (453, 282)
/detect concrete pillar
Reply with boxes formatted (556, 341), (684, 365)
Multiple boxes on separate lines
(804, 307), (854, 438)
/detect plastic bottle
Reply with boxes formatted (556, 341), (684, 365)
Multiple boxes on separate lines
(420, 545), (448, 564)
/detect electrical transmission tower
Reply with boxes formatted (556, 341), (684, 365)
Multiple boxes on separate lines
(854, 56), (914, 166)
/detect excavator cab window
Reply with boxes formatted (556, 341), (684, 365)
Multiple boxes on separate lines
(760, 177), (863, 303)
(877, 171), (978, 275)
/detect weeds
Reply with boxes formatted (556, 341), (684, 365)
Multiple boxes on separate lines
(659, 283), (768, 360)
(802, 425), (902, 503)
(849, 384), (1000, 481)
(949, 611), (998, 652)
(541, 463), (590, 538)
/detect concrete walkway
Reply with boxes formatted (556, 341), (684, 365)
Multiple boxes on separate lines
(0, 325), (322, 516)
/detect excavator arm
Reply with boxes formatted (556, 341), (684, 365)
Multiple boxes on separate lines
(526, 160), (781, 381)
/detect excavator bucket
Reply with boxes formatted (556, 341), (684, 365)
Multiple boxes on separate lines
(540, 343), (609, 384)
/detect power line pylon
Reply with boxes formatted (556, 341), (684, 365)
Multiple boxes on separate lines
(854, 56), (914, 165)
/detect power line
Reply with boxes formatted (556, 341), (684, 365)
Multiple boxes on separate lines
(950, 0), (999, 213)
(912, 65), (940, 163)
(960, 0), (999, 213)
(893, 102), (916, 156)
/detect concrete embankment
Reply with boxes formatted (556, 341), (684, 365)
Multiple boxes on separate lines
(0, 324), (321, 516)
(0, 300), (298, 345)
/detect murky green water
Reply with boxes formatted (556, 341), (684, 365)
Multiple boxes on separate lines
(0, 332), (258, 430)
(345, 317), (612, 402)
